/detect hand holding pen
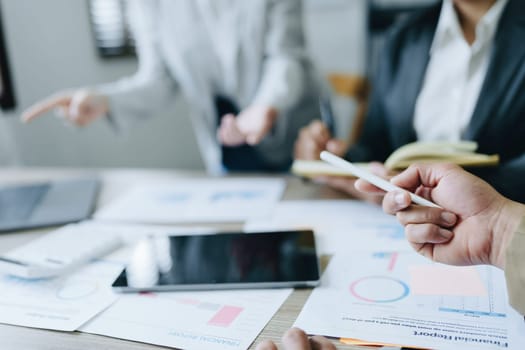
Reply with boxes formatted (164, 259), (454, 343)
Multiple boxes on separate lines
(293, 96), (348, 160)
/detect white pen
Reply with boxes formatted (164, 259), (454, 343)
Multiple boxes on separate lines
(320, 151), (442, 209)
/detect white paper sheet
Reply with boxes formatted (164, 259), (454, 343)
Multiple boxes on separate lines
(74, 221), (215, 245)
(81, 288), (292, 350)
(245, 200), (412, 254)
(0, 260), (122, 331)
(295, 253), (525, 350)
(94, 178), (285, 224)
(0, 222), (214, 332)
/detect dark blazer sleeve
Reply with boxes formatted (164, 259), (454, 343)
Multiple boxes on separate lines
(472, 156), (525, 204)
(344, 64), (392, 163)
(344, 5), (439, 163)
(344, 31), (397, 163)
(464, 0), (525, 204)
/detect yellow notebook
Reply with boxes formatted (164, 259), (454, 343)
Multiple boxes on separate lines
(292, 141), (499, 178)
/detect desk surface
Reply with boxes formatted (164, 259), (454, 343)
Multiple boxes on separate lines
(0, 168), (362, 350)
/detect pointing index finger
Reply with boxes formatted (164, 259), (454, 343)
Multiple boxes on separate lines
(21, 94), (72, 123)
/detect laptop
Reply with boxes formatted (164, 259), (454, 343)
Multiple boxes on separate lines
(0, 178), (99, 233)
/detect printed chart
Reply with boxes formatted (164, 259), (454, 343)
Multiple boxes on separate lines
(95, 178), (285, 223)
(295, 252), (523, 350)
(244, 200), (412, 254)
(144, 293), (244, 327)
(82, 288), (292, 350)
(0, 261), (122, 331)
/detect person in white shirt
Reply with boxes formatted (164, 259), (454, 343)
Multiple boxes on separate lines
(22, 0), (319, 173)
(294, 0), (525, 203)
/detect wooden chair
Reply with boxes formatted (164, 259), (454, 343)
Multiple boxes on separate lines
(327, 74), (370, 146)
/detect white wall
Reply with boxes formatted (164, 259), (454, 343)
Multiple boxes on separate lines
(0, 0), (203, 169)
(304, 0), (367, 76)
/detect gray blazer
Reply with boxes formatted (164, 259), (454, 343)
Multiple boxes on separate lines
(347, 0), (525, 203)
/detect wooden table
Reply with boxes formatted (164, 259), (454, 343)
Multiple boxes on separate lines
(0, 168), (363, 350)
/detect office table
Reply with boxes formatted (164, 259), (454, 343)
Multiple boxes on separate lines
(0, 167), (363, 350)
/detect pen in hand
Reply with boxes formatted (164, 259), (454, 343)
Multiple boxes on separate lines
(319, 96), (335, 136)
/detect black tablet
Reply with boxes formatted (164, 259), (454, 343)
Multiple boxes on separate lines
(112, 230), (320, 292)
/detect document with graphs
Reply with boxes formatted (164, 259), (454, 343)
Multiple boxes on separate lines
(245, 200), (412, 254)
(94, 178), (285, 224)
(295, 252), (525, 350)
(0, 260), (122, 331)
(81, 288), (292, 350)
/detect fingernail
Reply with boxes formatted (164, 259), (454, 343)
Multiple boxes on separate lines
(441, 212), (457, 225)
(395, 192), (406, 205)
(439, 229), (453, 240)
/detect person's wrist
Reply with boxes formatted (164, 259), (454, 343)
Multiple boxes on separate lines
(94, 93), (110, 116)
(491, 199), (525, 269)
(266, 106), (278, 123)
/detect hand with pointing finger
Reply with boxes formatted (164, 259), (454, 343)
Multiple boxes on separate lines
(21, 90), (109, 127)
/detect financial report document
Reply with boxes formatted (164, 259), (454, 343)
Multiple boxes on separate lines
(81, 288), (292, 350)
(295, 252), (525, 349)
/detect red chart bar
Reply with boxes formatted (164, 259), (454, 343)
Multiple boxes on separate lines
(207, 305), (244, 327)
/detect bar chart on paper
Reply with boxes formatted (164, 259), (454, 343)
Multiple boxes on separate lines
(295, 252), (521, 350)
(244, 200), (412, 254)
(94, 178), (286, 224)
(149, 294), (244, 328)
(81, 288), (293, 350)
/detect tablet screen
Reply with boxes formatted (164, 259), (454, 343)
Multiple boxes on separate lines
(112, 230), (320, 292)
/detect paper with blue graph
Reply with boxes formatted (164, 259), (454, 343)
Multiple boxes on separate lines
(294, 252), (525, 349)
(94, 178), (285, 224)
(244, 200), (412, 254)
(0, 260), (122, 331)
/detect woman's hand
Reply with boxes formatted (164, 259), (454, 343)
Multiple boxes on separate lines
(21, 90), (109, 127)
(293, 120), (347, 160)
(217, 105), (277, 146)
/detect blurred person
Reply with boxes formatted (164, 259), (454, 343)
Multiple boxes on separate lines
(22, 0), (318, 173)
(295, 0), (525, 203)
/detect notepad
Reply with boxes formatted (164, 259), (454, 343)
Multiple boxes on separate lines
(292, 141), (499, 178)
